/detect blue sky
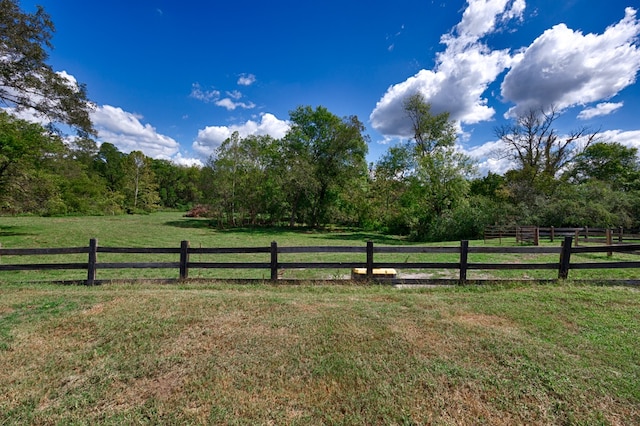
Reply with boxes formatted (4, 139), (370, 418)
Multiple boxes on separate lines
(14, 0), (640, 173)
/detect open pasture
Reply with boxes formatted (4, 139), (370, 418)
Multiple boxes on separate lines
(1, 212), (639, 283)
(0, 282), (638, 424)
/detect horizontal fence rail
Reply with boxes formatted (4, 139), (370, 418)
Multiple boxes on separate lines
(0, 237), (639, 285)
(485, 225), (640, 246)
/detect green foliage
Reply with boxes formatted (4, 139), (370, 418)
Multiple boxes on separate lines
(567, 141), (640, 191)
(202, 106), (369, 228)
(0, 0), (94, 137)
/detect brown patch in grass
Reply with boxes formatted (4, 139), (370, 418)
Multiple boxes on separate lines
(452, 312), (519, 335)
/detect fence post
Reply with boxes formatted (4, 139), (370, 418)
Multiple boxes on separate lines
(179, 240), (190, 280)
(270, 241), (278, 281)
(550, 226), (555, 243)
(619, 226), (624, 244)
(606, 229), (612, 257)
(459, 240), (469, 284)
(558, 236), (573, 280)
(366, 241), (374, 278)
(87, 238), (98, 285)
(534, 227), (540, 246)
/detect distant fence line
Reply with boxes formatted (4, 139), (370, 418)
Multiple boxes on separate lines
(484, 226), (640, 246)
(1, 238), (640, 285)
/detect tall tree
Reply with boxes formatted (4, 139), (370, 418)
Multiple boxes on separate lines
(0, 0), (94, 137)
(283, 106), (368, 227)
(121, 151), (159, 211)
(403, 93), (456, 156)
(401, 93), (474, 239)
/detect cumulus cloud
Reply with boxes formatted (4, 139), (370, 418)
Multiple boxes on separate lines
(192, 113), (290, 157)
(578, 102), (624, 120)
(172, 153), (204, 167)
(370, 0), (524, 138)
(502, 7), (640, 117)
(462, 139), (515, 175)
(237, 73), (256, 86)
(91, 105), (180, 158)
(371, 2), (640, 148)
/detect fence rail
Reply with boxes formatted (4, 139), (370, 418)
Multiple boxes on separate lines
(1, 237), (639, 285)
(484, 226), (640, 246)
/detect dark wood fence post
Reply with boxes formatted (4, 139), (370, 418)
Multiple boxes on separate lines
(179, 240), (190, 280)
(270, 241), (278, 281)
(366, 241), (374, 278)
(606, 229), (612, 257)
(87, 238), (98, 285)
(619, 226), (624, 244)
(459, 240), (469, 284)
(558, 236), (573, 280)
(550, 226), (555, 243)
(534, 227), (540, 246)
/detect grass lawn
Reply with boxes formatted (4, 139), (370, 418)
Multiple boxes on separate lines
(0, 282), (638, 424)
(0, 213), (638, 423)
(1, 212), (639, 282)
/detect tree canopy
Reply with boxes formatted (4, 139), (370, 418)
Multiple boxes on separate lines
(0, 0), (94, 137)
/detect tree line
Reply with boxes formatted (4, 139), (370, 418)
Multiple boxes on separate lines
(2, 97), (640, 241)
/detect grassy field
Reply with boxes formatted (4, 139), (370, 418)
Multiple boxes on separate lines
(0, 282), (638, 424)
(0, 213), (639, 423)
(1, 212), (638, 282)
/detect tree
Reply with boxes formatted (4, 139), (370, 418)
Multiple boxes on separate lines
(150, 159), (202, 209)
(401, 93), (474, 240)
(282, 106), (368, 227)
(495, 107), (600, 199)
(566, 142), (640, 191)
(0, 0), (94, 137)
(121, 151), (159, 211)
(94, 142), (125, 191)
(403, 92), (456, 156)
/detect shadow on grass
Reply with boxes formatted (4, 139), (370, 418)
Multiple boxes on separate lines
(312, 232), (410, 245)
(163, 219), (409, 244)
(0, 225), (33, 237)
(164, 219), (216, 229)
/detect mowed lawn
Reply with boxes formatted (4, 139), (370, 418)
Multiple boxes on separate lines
(0, 213), (639, 424)
(0, 283), (638, 424)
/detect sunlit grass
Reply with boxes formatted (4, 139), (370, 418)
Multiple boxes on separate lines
(0, 283), (638, 424)
(1, 212), (639, 282)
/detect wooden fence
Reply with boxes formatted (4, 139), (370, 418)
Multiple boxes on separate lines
(485, 226), (640, 246)
(1, 237), (640, 285)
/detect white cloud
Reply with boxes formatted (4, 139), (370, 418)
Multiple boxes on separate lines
(237, 73), (256, 86)
(172, 153), (204, 168)
(92, 105), (180, 158)
(189, 83), (220, 103)
(192, 113), (290, 157)
(578, 102), (624, 120)
(599, 129), (640, 151)
(462, 139), (516, 175)
(227, 90), (242, 100)
(370, 0), (522, 139)
(502, 7), (640, 117)
(214, 97), (256, 111)
(190, 83), (255, 110)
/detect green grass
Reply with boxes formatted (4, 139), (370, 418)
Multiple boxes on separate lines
(0, 283), (638, 424)
(1, 212), (640, 282)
